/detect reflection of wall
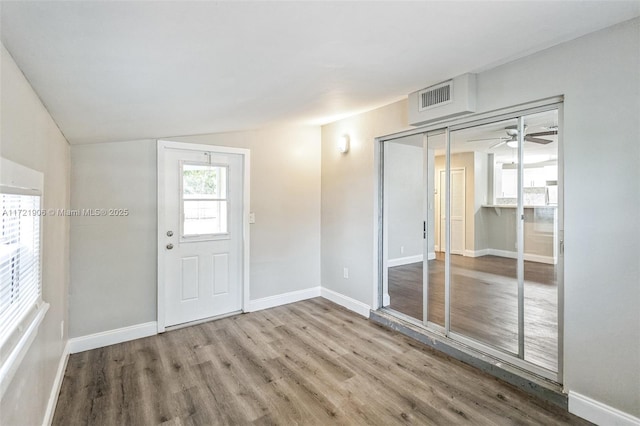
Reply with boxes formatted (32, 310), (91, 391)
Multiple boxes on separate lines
(474, 153), (489, 252)
(481, 206), (556, 263)
(385, 142), (423, 264)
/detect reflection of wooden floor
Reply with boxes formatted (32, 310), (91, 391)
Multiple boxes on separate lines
(388, 253), (558, 372)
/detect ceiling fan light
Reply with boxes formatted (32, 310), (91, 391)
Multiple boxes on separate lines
(506, 140), (519, 148)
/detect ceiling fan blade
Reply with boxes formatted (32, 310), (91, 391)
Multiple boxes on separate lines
(528, 131), (558, 137)
(466, 137), (506, 142)
(524, 136), (553, 144)
(489, 140), (506, 149)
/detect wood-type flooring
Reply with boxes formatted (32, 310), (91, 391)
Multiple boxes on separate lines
(388, 253), (558, 371)
(52, 298), (586, 425)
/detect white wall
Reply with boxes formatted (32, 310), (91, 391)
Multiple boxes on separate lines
(69, 126), (321, 337)
(320, 18), (640, 419)
(0, 45), (71, 426)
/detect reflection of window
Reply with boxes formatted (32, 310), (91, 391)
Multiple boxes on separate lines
(0, 193), (41, 348)
(182, 164), (228, 237)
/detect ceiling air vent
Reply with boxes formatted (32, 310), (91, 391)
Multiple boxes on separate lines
(419, 81), (452, 111)
(408, 73), (476, 126)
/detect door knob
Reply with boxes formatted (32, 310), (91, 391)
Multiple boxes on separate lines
(166, 243), (174, 250)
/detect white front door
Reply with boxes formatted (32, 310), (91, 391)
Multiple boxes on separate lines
(159, 142), (245, 328)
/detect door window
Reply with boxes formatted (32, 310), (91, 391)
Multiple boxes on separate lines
(181, 163), (228, 238)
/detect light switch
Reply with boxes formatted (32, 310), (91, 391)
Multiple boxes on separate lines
(249, 212), (256, 224)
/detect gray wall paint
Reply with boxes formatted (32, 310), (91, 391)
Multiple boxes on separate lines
(473, 153), (489, 252)
(384, 142), (423, 260)
(321, 101), (408, 305)
(70, 140), (157, 337)
(476, 19), (640, 416)
(69, 126), (321, 337)
(320, 18), (639, 416)
(0, 45), (71, 426)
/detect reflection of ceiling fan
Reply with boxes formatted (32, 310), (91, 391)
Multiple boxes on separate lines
(469, 125), (557, 149)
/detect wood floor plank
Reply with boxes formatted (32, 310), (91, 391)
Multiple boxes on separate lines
(52, 298), (589, 426)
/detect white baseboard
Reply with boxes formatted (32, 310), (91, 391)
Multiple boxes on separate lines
(320, 288), (371, 318)
(569, 391), (640, 426)
(68, 322), (158, 354)
(43, 341), (70, 426)
(464, 249), (490, 257)
(427, 251), (436, 260)
(480, 249), (556, 265)
(246, 287), (321, 312)
(388, 254), (423, 267)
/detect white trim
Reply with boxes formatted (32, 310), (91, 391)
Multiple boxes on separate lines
(569, 391), (640, 426)
(388, 254), (423, 267)
(321, 288), (371, 318)
(484, 248), (556, 265)
(464, 249), (490, 257)
(373, 136), (382, 311)
(157, 142), (167, 332)
(0, 302), (49, 399)
(156, 140), (251, 332)
(68, 322), (158, 354)
(245, 287), (321, 312)
(43, 341), (70, 426)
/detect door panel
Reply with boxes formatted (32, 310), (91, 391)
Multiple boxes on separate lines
(522, 109), (560, 372)
(449, 117), (520, 356)
(213, 253), (230, 295)
(161, 147), (243, 327)
(181, 257), (199, 300)
(383, 135), (425, 321)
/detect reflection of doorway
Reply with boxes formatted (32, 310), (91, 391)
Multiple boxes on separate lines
(439, 169), (465, 255)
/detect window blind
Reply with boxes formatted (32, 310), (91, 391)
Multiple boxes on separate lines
(0, 193), (41, 347)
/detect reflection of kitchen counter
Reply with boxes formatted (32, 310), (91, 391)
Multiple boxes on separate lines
(480, 204), (557, 263)
(483, 204), (557, 215)
(482, 204), (557, 208)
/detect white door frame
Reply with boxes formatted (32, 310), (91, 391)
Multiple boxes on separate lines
(157, 139), (251, 332)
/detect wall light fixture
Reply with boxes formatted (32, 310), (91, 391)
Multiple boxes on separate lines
(338, 134), (350, 154)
